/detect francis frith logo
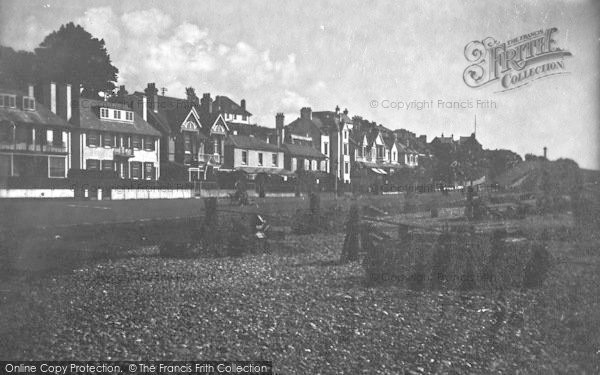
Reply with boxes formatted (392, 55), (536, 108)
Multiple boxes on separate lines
(463, 27), (572, 92)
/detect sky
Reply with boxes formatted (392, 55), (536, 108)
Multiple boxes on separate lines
(1, 0), (598, 169)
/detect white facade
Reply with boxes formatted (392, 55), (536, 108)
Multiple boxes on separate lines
(79, 132), (160, 180)
(233, 148), (284, 170)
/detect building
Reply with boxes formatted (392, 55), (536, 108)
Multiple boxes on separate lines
(283, 106), (352, 183)
(0, 83), (72, 180)
(73, 96), (162, 180)
(127, 84), (229, 181)
(208, 94), (252, 125)
(223, 134), (288, 178)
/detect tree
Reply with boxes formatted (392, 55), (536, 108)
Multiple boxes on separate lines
(0, 46), (37, 87)
(185, 87), (199, 104)
(35, 22), (118, 98)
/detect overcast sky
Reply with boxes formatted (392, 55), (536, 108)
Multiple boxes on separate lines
(1, 0), (598, 169)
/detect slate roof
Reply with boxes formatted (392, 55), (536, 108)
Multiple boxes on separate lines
(77, 98), (161, 136)
(214, 95), (252, 116)
(226, 134), (280, 152)
(282, 143), (326, 159)
(0, 87), (71, 128)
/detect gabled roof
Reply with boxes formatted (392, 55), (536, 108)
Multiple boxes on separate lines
(228, 122), (274, 139)
(199, 111), (228, 133)
(282, 143), (326, 159)
(128, 92), (198, 136)
(286, 117), (324, 136)
(214, 95), (252, 116)
(226, 134), (280, 152)
(0, 87), (71, 128)
(77, 98), (161, 136)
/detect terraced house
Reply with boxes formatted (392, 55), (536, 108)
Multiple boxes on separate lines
(126, 84), (229, 181)
(0, 83), (72, 181)
(73, 97), (161, 180)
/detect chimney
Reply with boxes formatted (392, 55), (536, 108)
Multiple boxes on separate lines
(276, 112), (285, 147)
(300, 107), (312, 120)
(201, 93), (213, 113)
(142, 95), (148, 121)
(241, 99), (246, 110)
(56, 83), (71, 121)
(145, 83), (158, 113)
(50, 82), (57, 113)
(543, 146), (547, 159)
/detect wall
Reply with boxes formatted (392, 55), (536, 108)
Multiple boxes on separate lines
(111, 188), (192, 200)
(0, 189), (74, 198)
(232, 148), (284, 169)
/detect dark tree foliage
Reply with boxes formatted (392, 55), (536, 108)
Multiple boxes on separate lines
(186, 87), (199, 103)
(0, 46), (37, 87)
(35, 22), (118, 98)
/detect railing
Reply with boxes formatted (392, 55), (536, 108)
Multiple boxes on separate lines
(0, 142), (67, 153)
(114, 147), (134, 158)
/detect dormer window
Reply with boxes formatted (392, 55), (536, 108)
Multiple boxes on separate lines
(22, 97), (35, 111)
(99, 107), (134, 122)
(0, 94), (16, 108)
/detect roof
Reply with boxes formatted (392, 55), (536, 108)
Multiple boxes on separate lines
(226, 134), (281, 152)
(282, 143), (326, 159)
(128, 92), (199, 135)
(77, 98), (161, 136)
(0, 87), (71, 128)
(286, 117), (324, 137)
(214, 95), (252, 116)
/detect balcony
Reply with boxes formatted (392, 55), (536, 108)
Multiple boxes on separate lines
(114, 147), (134, 158)
(198, 153), (221, 165)
(0, 142), (67, 153)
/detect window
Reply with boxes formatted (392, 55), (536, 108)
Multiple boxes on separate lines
(410, 155), (414, 164)
(272, 153), (278, 166)
(100, 108), (109, 118)
(392, 151), (396, 162)
(343, 143), (348, 156)
(114, 110), (121, 120)
(343, 131), (347, 140)
(52, 130), (62, 146)
(125, 111), (134, 121)
(344, 162), (349, 174)
(103, 133), (114, 147)
(324, 142), (328, 156)
(87, 132), (99, 147)
(311, 160), (317, 170)
(1, 95), (17, 108)
(86, 159), (100, 170)
(258, 152), (263, 166)
(233, 114), (238, 120)
(131, 161), (142, 179)
(49, 157), (65, 178)
(144, 162), (155, 180)
(242, 115), (247, 121)
(132, 136), (141, 149)
(101, 160), (114, 171)
(144, 137), (155, 151)
(22, 97), (35, 111)
(183, 133), (192, 152)
(241, 150), (248, 165)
